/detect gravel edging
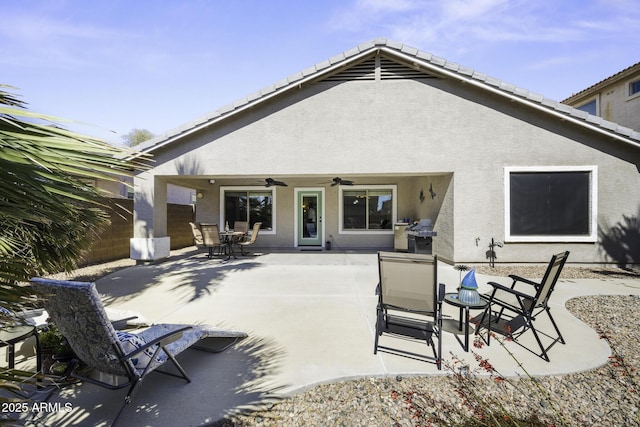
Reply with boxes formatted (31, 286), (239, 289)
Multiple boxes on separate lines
(218, 294), (640, 427)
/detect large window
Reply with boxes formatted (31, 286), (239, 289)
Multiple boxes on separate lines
(505, 166), (597, 242)
(340, 185), (396, 233)
(221, 187), (274, 232)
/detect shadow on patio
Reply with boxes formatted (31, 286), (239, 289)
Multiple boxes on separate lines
(32, 335), (287, 427)
(21, 248), (640, 426)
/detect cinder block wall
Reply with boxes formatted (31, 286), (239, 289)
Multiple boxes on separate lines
(80, 199), (194, 265)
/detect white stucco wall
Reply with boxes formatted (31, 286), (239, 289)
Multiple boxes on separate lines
(136, 75), (640, 264)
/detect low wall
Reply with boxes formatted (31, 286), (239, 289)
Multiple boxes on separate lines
(80, 199), (194, 265)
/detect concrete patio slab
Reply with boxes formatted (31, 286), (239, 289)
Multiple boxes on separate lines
(30, 249), (640, 426)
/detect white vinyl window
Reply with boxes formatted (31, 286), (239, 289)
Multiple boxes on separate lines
(505, 166), (597, 242)
(339, 185), (397, 234)
(220, 186), (277, 234)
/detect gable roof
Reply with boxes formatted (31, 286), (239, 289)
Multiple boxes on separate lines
(136, 38), (640, 156)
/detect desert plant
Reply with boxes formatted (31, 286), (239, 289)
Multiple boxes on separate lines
(0, 84), (147, 399)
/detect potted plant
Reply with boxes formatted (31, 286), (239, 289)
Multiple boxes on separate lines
(39, 323), (74, 374)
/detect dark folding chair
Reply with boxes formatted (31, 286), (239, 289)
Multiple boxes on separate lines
(30, 278), (247, 427)
(373, 252), (445, 369)
(475, 251), (570, 362)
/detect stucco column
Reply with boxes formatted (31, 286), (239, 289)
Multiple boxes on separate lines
(130, 173), (170, 261)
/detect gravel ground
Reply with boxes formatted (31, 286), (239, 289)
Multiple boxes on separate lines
(216, 294), (640, 427)
(53, 257), (640, 426)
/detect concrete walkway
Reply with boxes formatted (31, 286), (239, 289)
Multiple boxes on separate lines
(36, 249), (640, 426)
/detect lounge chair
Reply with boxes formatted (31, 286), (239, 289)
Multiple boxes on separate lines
(475, 251), (570, 361)
(30, 278), (247, 427)
(373, 252), (445, 369)
(237, 222), (262, 256)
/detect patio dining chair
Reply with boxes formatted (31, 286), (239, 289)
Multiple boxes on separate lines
(189, 222), (204, 248)
(30, 278), (247, 427)
(233, 221), (249, 233)
(475, 251), (570, 362)
(237, 222), (262, 256)
(373, 252), (445, 369)
(200, 223), (223, 259)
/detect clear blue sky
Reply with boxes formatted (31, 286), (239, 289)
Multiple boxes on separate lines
(2, 0), (639, 144)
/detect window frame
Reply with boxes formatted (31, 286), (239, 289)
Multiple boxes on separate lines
(338, 185), (397, 234)
(504, 166), (598, 243)
(219, 186), (277, 235)
(628, 78), (640, 100)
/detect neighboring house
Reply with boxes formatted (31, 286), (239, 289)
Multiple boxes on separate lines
(563, 61), (640, 131)
(96, 177), (195, 204)
(129, 38), (640, 266)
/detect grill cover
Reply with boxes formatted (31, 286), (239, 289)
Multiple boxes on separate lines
(406, 219), (437, 238)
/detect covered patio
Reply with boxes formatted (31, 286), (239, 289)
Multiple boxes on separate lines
(28, 248), (640, 426)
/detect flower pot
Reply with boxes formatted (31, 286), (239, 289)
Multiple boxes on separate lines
(458, 287), (481, 304)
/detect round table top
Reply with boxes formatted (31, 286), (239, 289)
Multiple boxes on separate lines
(444, 293), (488, 309)
(0, 325), (37, 344)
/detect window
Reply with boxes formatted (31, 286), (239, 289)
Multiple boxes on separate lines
(221, 187), (275, 232)
(629, 79), (640, 97)
(340, 185), (396, 233)
(505, 166), (597, 242)
(576, 99), (597, 115)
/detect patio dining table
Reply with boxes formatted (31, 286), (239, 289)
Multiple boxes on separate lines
(219, 230), (246, 260)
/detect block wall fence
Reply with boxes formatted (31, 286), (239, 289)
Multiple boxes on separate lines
(80, 199), (195, 265)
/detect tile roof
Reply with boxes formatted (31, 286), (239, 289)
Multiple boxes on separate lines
(562, 61), (640, 104)
(137, 38), (640, 154)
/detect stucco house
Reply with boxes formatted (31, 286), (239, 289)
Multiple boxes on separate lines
(563, 61), (640, 132)
(129, 38), (640, 266)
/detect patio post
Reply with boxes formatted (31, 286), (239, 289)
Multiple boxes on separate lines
(130, 173), (171, 262)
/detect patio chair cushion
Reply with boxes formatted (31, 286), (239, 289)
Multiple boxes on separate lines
(116, 331), (161, 368)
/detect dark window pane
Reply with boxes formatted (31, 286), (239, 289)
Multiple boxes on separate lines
(249, 192), (272, 229)
(369, 190), (393, 229)
(510, 172), (590, 236)
(576, 99), (596, 115)
(225, 192), (247, 227)
(343, 191), (366, 229)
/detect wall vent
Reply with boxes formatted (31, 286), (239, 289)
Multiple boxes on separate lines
(322, 55), (437, 82)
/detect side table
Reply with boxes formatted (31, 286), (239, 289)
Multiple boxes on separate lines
(443, 293), (488, 352)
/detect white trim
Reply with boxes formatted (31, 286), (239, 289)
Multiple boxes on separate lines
(504, 166), (598, 243)
(575, 96), (598, 116)
(219, 186), (277, 235)
(294, 188), (325, 247)
(339, 185), (397, 235)
(627, 77), (640, 101)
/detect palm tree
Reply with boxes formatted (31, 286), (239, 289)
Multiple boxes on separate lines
(0, 84), (148, 400)
(0, 85), (148, 391)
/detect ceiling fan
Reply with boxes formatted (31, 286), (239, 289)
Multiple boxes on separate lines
(331, 177), (354, 186)
(264, 178), (288, 187)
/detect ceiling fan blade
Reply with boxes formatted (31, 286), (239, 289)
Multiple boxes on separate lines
(265, 178), (287, 187)
(331, 177), (354, 186)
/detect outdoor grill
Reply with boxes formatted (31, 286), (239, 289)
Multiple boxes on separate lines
(406, 219), (437, 254)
